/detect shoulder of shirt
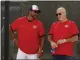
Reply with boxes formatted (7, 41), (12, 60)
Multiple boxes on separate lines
(68, 20), (76, 24)
(52, 21), (60, 25)
(35, 19), (43, 25)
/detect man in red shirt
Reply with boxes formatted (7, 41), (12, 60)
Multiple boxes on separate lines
(48, 7), (79, 60)
(9, 5), (45, 59)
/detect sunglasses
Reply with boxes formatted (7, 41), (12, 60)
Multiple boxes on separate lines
(33, 11), (39, 14)
(56, 13), (61, 16)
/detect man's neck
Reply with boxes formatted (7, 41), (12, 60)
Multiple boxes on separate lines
(27, 15), (34, 22)
(60, 18), (68, 23)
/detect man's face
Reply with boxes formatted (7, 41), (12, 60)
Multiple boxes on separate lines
(56, 9), (66, 21)
(30, 10), (39, 19)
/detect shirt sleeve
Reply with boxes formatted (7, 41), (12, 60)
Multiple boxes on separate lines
(38, 23), (45, 36)
(10, 19), (19, 31)
(49, 23), (54, 35)
(70, 21), (79, 36)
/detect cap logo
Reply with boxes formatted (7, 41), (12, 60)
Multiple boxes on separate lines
(32, 5), (39, 10)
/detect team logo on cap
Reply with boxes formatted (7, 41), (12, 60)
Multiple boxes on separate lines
(32, 5), (39, 10)
(33, 25), (37, 28)
(65, 25), (68, 28)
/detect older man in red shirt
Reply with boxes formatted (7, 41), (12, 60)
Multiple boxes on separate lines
(9, 5), (45, 59)
(48, 7), (79, 60)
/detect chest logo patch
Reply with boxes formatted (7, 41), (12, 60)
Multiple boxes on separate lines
(64, 25), (68, 28)
(33, 25), (37, 29)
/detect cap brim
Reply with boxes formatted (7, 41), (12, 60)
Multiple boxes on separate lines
(32, 10), (41, 13)
(38, 10), (41, 13)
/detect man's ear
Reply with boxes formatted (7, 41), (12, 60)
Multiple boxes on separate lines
(65, 11), (67, 16)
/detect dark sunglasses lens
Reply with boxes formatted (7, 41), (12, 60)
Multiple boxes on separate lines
(56, 13), (61, 16)
(59, 13), (61, 15)
(56, 14), (58, 16)
(34, 11), (39, 14)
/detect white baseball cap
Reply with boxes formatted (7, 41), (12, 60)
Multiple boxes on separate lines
(29, 5), (41, 13)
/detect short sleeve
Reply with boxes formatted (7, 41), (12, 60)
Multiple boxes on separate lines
(49, 23), (54, 35)
(38, 23), (45, 36)
(10, 19), (19, 31)
(70, 21), (79, 36)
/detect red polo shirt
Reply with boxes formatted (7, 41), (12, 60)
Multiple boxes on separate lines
(10, 16), (45, 54)
(49, 20), (79, 56)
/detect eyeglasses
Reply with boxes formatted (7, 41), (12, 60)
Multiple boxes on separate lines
(56, 13), (61, 16)
(33, 11), (39, 14)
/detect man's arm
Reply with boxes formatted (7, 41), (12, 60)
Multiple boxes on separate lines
(37, 36), (45, 58)
(39, 36), (45, 51)
(66, 35), (78, 42)
(48, 35), (58, 48)
(57, 35), (78, 44)
(9, 26), (15, 40)
(48, 35), (53, 43)
(9, 26), (18, 46)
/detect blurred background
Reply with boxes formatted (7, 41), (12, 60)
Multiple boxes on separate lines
(1, 1), (80, 59)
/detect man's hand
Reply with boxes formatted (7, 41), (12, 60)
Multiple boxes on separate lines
(50, 41), (58, 48)
(37, 49), (43, 58)
(57, 39), (67, 44)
